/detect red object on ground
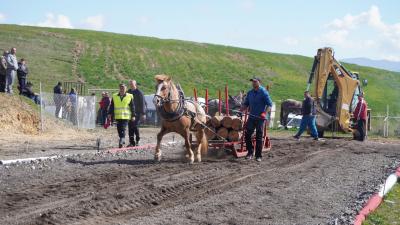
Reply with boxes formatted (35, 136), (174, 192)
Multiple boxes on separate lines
(354, 194), (383, 225)
(354, 166), (400, 225)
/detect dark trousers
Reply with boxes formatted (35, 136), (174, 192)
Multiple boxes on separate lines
(356, 119), (366, 141)
(18, 77), (26, 94)
(0, 74), (5, 92)
(100, 108), (108, 125)
(128, 114), (141, 145)
(116, 119), (129, 139)
(245, 118), (264, 158)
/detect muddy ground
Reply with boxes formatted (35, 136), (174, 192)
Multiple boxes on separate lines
(0, 127), (400, 225)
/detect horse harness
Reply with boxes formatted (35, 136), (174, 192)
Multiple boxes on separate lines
(154, 84), (199, 128)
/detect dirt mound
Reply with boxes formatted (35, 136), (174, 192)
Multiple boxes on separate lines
(0, 94), (40, 135)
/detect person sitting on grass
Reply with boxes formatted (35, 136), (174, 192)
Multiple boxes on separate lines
(21, 82), (41, 104)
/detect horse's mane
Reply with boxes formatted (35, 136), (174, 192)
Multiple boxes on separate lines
(154, 74), (171, 82)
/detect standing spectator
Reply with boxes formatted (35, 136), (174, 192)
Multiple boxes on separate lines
(0, 51), (8, 92)
(108, 83), (135, 148)
(69, 88), (78, 125)
(5, 47), (18, 94)
(127, 80), (146, 146)
(353, 92), (368, 141)
(99, 92), (111, 125)
(53, 82), (63, 118)
(293, 91), (319, 140)
(17, 58), (29, 95)
(241, 77), (273, 162)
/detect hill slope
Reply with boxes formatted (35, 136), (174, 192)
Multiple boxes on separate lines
(0, 24), (399, 114)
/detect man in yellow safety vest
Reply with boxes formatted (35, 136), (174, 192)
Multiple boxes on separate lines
(108, 83), (135, 148)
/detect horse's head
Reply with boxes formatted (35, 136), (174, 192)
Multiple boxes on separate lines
(229, 95), (243, 108)
(153, 74), (172, 107)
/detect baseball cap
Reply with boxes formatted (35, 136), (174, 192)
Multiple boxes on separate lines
(249, 77), (261, 82)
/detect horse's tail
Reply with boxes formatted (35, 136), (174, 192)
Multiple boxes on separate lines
(200, 130), (208, 156)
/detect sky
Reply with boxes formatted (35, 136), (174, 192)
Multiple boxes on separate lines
(0, 0), (399, 61)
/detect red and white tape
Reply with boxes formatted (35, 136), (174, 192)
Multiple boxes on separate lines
(354, 166), (400, 225)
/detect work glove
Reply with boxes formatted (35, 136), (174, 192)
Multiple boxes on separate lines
(104, 117), (111, 129)
(260, 112), (266, 120)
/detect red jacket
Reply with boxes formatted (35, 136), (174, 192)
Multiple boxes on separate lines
(353, 99), (368, 120)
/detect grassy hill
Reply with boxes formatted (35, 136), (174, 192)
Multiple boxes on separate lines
(0, 24), (399, 114)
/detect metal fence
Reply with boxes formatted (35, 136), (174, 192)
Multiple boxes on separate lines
(370, 116), (400, 137)
(40, 92), (96, 130)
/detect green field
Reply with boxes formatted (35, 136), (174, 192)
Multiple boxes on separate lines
(1, 24), (399, 114)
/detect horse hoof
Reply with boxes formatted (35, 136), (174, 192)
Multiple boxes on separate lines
(154, 154), (162, 162)
(196, 156), (202, 162)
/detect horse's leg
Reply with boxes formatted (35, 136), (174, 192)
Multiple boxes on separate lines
(155, 127), (167, 161)
(180, 128), (194, 163)
(194, 129), (204, 162)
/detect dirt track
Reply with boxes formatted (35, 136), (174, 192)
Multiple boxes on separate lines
(0, 129), (400, 225)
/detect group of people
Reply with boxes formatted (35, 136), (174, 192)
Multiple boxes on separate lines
(293, 90), (368, 142)
(107, 76), (367, 160)
(53, 82), (79, 125)
(107, 80), (147, 148)
(241, 77), (368, 162)
(0, 47), (40, 104)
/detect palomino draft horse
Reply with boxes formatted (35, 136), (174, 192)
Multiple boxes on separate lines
(153, 75), (208, 163)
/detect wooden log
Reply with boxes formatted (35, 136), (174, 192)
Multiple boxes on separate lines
(231, 117), (243, 131)
(217, 127), (229, 139)
(211, 115), (224, 128)
(228, 130), (241, 142)
(222, 116), (239, 129)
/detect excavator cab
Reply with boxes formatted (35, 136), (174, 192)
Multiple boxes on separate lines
(306, 47), (368, 137)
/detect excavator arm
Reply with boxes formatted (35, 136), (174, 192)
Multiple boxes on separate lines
(307, 47), (361, 133)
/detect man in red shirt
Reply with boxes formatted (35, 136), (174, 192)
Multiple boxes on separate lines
(353, 92), (368, 141)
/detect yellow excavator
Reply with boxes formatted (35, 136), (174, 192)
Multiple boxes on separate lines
(306, 47), (370, 137)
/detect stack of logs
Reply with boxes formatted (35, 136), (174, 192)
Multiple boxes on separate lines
(205, 115), (244, 141)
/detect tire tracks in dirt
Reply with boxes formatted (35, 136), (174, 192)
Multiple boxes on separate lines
(0, 139), (353, 225)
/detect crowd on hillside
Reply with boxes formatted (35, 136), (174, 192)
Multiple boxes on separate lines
(0, 47), (40, 104)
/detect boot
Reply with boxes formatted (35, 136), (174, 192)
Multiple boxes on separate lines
(119, 138), (125, 148)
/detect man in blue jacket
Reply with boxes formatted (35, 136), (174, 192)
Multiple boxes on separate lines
(241, 77), (272, 162)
